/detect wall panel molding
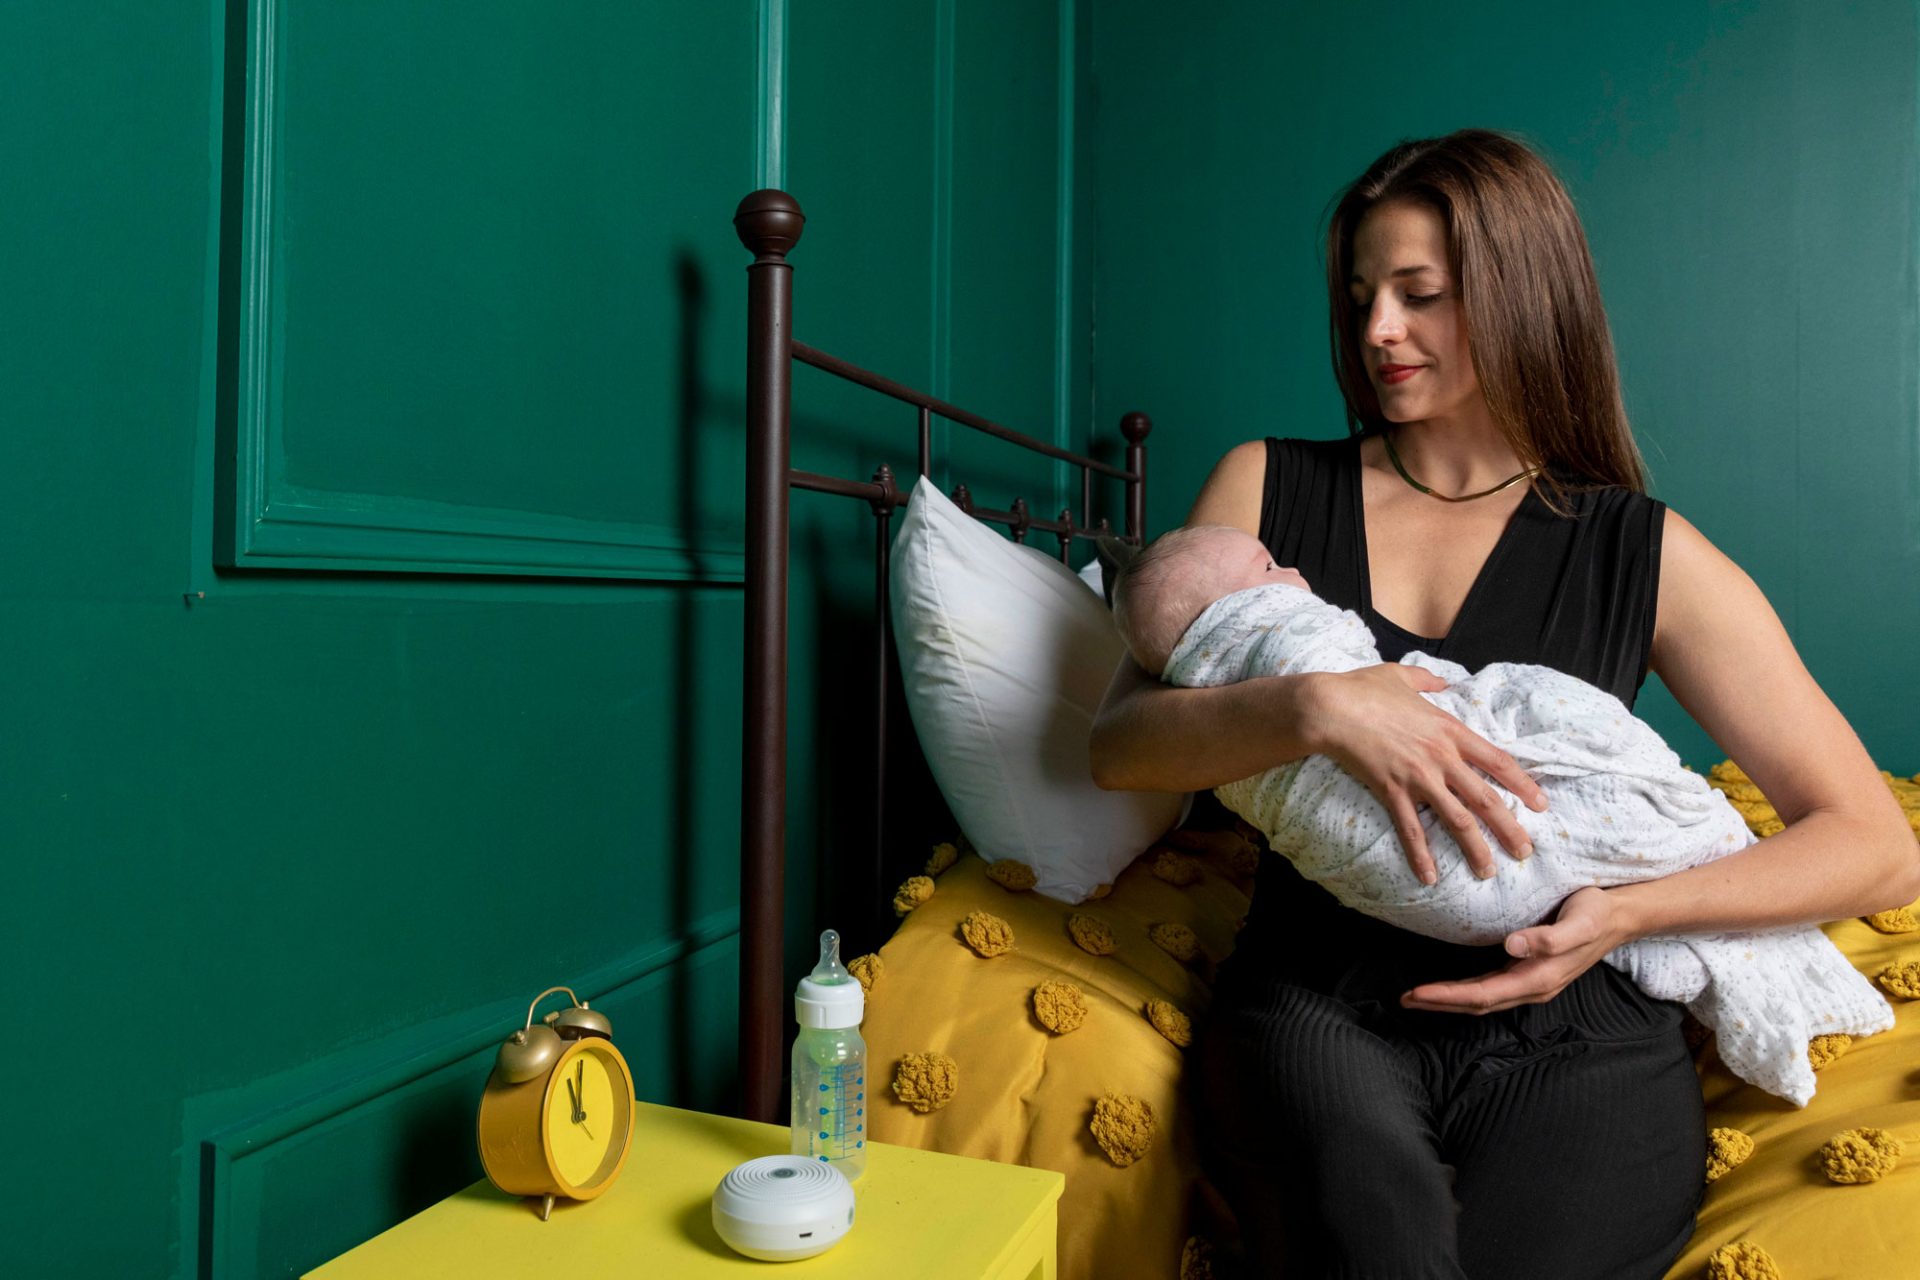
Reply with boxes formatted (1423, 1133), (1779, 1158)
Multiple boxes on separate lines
(1053, 0), (1078, 504)
(215, 0), (745, 582)
(186, 911), (740, 1279)
(929, 0), (956, 488)
(757, 0), (789, 189)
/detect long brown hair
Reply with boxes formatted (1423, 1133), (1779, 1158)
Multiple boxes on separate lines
(1325, 128), (1649, 512)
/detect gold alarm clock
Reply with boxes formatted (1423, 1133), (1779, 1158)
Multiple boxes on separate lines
(477, 985), (636, 1220)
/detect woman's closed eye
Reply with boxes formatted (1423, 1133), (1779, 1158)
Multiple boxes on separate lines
(1351, 292), (1445, 309)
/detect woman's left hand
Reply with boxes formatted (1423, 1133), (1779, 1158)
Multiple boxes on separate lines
(1400, 885), (1636, 1015)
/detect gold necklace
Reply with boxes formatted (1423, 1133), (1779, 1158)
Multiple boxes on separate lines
(1380, 427), (1543, 502)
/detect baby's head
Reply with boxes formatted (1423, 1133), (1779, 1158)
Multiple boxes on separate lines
(1111, 525), (1310, 675)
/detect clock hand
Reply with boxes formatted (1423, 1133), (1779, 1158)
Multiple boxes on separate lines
(566, 1078), (584, 1124)
(575, 1060), (587, 1123)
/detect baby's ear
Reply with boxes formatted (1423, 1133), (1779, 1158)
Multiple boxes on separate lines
(1093, 534), (1137, 609)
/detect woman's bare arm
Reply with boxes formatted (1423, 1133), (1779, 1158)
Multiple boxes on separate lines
(1609, 508), (1920, 932)
(1089, 656), (1330, 792)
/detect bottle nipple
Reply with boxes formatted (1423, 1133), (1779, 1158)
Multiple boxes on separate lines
(809, 929), (852, 985)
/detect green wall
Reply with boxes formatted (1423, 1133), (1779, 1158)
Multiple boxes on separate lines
(0, 1), (1094, 1275)
(1089, 0), (1920, 771)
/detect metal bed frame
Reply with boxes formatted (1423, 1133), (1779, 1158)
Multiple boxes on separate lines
(732, 187), (1153, 1123)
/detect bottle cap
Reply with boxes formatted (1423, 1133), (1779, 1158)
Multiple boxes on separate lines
(795, 929), (864, 1030)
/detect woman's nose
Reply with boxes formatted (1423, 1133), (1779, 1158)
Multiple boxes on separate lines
(1364, 299), (1405, 345)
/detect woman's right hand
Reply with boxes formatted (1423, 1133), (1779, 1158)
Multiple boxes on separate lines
(1306, 663), (1549, 886)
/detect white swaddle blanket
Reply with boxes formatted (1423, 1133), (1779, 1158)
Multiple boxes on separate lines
(1164, 581), (1892, 1106)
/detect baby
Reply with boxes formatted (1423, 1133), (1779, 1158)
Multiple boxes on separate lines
(1110, 524), (1891, 1106)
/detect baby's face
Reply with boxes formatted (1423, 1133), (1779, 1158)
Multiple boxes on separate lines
(1202, 528), (1311, 598)
(1121, 526), (1315, 674)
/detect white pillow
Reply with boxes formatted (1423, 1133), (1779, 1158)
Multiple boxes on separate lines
(889, 476), (1186, 902)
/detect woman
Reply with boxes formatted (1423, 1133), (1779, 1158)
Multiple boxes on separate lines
(1090, 129), (1918, 1278)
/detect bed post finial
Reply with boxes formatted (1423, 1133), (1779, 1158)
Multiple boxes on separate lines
(1120, 411), (1152, 542)
(734, 189), (806, 260)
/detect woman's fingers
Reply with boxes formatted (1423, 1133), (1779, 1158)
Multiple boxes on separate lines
(1385, 791), (1438, 886)
(1448, 761), (1534, 862)
(1457, 731), (1550, 815)
(1426, 776), (1498, 880)
(1508, 903), (1603, 958)
(1334, 666), (1545, 885)
(1401, 961), (1560, 1013)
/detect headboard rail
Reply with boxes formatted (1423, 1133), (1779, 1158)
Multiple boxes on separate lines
(732, 187), (1152, 1122)
(790, 463), (1141, 563)
(792, 338), (1137, 470)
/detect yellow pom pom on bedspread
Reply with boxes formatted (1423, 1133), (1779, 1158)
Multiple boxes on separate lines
(1145, 999), (1193, 1048)
(987, 859), (1038, 892)
(1090, 1092), (1156, 1167)
(1068, 912), (1117, 956)
(847, 953), (882, 992)
(1149, 921), (1200, 963)
(891, 1051), (958, 1114)
(1874, 959), (1920, 1000)
(1864, 905), (1917, 934)
(892, 875), (934, 917)
(1033, 980), (1088, 1034)
(1816, 1128), (1904, 1184)
(1706, 1241), (1782, 1280)
(924, 841), (959, 877)
(959, 909), (1015, 957)
(1178, 1236), (1216, 1280)
(1806, 1033), (1851, 1070)
(1151, 849), (1203, 887)
(1705, 1128), (1755, 1183)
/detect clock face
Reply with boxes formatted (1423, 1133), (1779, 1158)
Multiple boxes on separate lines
(543, 1041), (633, 1194)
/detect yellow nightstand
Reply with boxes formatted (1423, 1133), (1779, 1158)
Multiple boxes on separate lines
(305, 1099), (1064, 1279)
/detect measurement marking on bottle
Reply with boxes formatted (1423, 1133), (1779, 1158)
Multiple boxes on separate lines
(819, 1062), (856, 1157)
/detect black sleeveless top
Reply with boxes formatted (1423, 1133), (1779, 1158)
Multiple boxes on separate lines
(1223, 431), (1668, 997)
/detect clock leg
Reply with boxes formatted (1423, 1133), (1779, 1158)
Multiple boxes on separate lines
(539, 1193), (555, 1222)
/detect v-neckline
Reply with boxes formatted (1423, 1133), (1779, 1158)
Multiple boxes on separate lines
(1348, 431), (1535, 652)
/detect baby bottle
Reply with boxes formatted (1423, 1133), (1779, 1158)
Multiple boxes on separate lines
(791, 929), (868, 1182)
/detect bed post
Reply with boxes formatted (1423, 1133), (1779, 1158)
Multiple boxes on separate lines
(1122, 411), (1152, 541)
(870, 465), (898, 942)
(734, 189), (805, 1124)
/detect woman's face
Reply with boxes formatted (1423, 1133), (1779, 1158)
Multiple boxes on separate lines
(1348, 200), (1481, 425)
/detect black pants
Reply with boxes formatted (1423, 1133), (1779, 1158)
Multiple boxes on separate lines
(1191, 959), (1706, 1280)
